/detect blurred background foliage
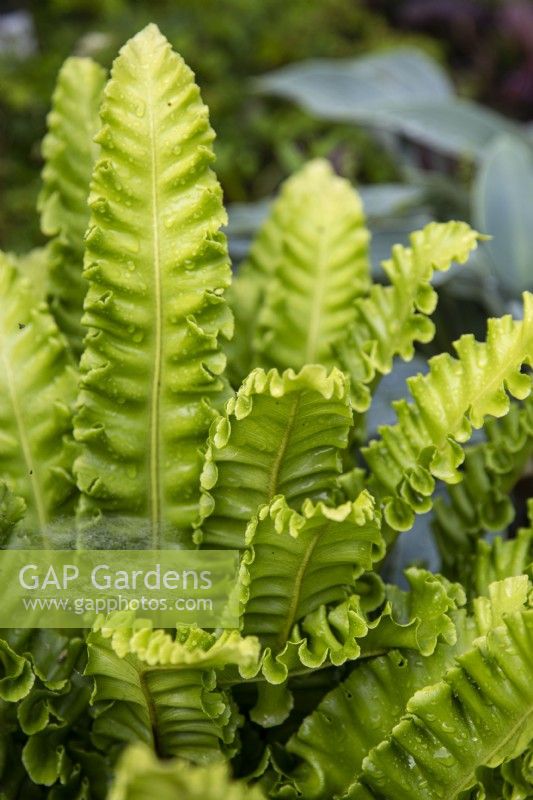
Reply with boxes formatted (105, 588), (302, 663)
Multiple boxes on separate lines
(1, 0), (532, 311)
(0, 0), (435, 252)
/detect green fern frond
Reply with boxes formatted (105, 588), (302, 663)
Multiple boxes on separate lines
(361, 569), (465, 657)
(197, 365), (353, 549)
(15, 247), (50, 304)
(94, 615), (260, 668)
(39, 57), (106, 356)
(336, 221), (481, 410)
(433, 398), (533, 575)
(225, 177), (289, 386)
(254, 159), (370, 372)
(364, 293), (533, 531)
(276, 577), (530, 800)
(238, 492), (383, 686)
(0, 253), (77, 537)
(73, 25), (232, 544)
(0, 483), (26, 547)
(350, 609), (533, 800)
(472, 529), (533, 599)
(86, 622), (255, 764)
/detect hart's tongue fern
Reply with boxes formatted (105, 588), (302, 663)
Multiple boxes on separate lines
(0, 23), (531, 800)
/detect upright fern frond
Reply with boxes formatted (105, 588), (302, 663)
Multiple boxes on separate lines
(39, 57), (106, 356)
(196, 366), (353, 549)
(254, 159), (370, 372)
(336, 220), (481, 410)
(364, 293), (533, 530)
(0, 254), (77, 537)
(74, 25), (232, 544)
(225, 180), (288, 386)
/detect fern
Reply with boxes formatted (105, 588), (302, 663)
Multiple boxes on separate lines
(197, 365), (352, 549)
(73, 25), (232, 544)
(0, 252), (77, 537)
(276, 577), (530, 800)
(86, 621), (258, 764)
(2, 23), (533, 800)
(39, 57), (106, 356)
(254, 159), (370, 372)
(238, 493), (382, 681)
(433, 398), (533, 576)
(350, 609), (533, 800)
(364, 294), (533, 530)
(335, 221), (481, 410)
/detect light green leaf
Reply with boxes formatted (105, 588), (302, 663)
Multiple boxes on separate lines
(0, 253), (77, 537)
(361, 569), (465, 657)
(364, 293), (533, 531)
(94, 615), (260, 669)
(0, 640), (34, 703)
(197, 366), (353, 549)
(39, 57), (106, 356)
(254, 159), (370, 372)
(433, 397), (533, 577)
(15, 247), (50, 305)
(86, 622), (257, 764)
(225, 177), (290, 385)
(335, 221), (481, 411)
(350, 610), (533, 800)
(276, 577), (530, 800)
(73, 25), (232, 545)
(238, 492), (383, 685)
(108, 742), (266, 800)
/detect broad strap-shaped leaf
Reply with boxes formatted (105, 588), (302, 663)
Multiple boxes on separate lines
(275, 577), (529, 800)
(350, 609), (533, 800)
(433, 398), (533, 575)
(364, 293), (533, 531)
(197, 366), (353, 549)
(0, 253), (77, 536)
(86, 621), (259, 764)
(238, 492), (383, 684)
(225, 175), (289, 387)
(255, 159), (370, 372)
(39, 56), (106, 356)
(74, 25), (232, 544)
(334, 221), (481, 410)
(109, 743), (266, 800)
